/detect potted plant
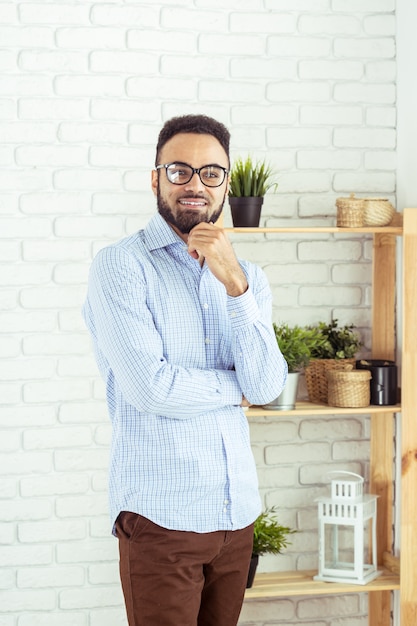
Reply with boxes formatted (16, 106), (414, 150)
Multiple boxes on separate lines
(263, 323), (327, 410)
(305, 319), (363, 404)
(247, 507), (296, 588)
(228, 156), (278, 227)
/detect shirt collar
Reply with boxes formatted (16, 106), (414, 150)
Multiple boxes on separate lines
(144, 213), (184, 251)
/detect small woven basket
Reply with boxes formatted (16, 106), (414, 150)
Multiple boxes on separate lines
(336, 193), (365, 227)
(363, 198), (395, 226)
(327, 367), (371, 408)
(305, 358), (356, 404)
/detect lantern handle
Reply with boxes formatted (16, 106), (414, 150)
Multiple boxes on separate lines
(327, 471), (364, 483)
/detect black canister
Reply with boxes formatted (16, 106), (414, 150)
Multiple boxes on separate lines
(356, 359), (398, 405)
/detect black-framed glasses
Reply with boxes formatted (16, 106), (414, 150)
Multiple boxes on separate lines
(156, 162), (228, 188)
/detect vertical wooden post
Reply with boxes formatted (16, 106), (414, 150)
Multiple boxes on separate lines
(400, 208), (417, 624)
(368, 231), (396, 626)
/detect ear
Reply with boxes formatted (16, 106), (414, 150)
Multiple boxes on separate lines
(151, 169), (158, 196)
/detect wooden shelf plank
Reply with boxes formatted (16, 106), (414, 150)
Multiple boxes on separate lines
(225, 225), (403, 235)
(244, 569), (400, 599)
(246, 402), (401, 417)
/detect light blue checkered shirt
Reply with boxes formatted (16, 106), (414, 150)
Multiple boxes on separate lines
(83, 213), (287, 533)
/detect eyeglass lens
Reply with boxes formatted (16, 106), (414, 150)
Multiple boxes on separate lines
(165, 163), (226, 187)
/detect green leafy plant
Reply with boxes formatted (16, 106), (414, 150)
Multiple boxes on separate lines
(229, 156), (278, 197)
(309, 319), (362, 360)
(252, 507), (296, 556)
(273, 323), (327, 373)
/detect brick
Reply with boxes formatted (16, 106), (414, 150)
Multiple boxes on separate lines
(56, 493), (108, 516)
(0, 122), (56, 143)
(19, 613), (88, 626)
(91, 4), (159, 27)
(23, 426), (92, 450)
(268, 127), (330, 147)
(0, 240), (19, 261)
(266, 442), (330, 465)
(90, 98), (157, 121)
(90, 51), (158, 74)
(0, 74), (52, 96)
(298, 595), (360, 619)
(18, 97), (89, 120)
(56, 27), (125, 49)
(0, 170), (51, 192)
(88, 562), (119, 585)
(364, 150), (396, 170)
(0, 98), (15, 119)
(53, 169), (122, 191)
(0, 405), (56, 428)
(54, 449), (109, 472)
(54, 263), (89, 285)
(23, 240), (91, 262)
(333, 0), (394, 9)
(366, 106), (396, 126)
(231, 57), (296, 80)
(0, 430), (20, 452)
(17, 565), (85, 588)
(0, 497), (52, 520)
(299, 14), (360, 34)
(89, 145), (149, 167)
(274, 171), (330, 193)
(0, 588), (55, 612)
(297, 150), (361, 170)
(57, 355), (100, 377)
(18, 520), (86, 543)
(0, 383), (21, 405)
(366, 60), (396, 81)
(59, 402), (108, 424)
(300, 105), (362, 125)
(58, 122), (126, 143)
(54, 75), (124, 97)
(128, 28), (196, 52)
(54, 215), (124, 238)
(60, 583), (124, 609)
(365, 14), (396, 35)
(23, 333), (89, 356)
(335, 37), (395, 58)
(126, 75), (198, 100)
(0, 50), (17, 72)
(23, 380), (90, 403)
(20, 193), (91, 215)
(299, 60), (363, 80)
(268, 35), (331, 57)
(200, 33), (264, 56)
(0, 26), (54, 48)
(334, 82), (395, 104)
(333, 172), (395, 192)
(18, 50), (88, 72)
(57, 538), (117, 565)
(92, 192), (144, 214)
(0, 359), (54, 381)
(232, 104), (296, 126)
(20, 473), (89, 497)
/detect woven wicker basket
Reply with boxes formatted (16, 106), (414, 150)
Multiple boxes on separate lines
(363, 198), (395, 226)
(305, 358), (356, 404)
(327, 367), (371, 408)
(336, 193), (365, 227)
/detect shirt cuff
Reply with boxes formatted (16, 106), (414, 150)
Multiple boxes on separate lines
(226, 287), (259, 329)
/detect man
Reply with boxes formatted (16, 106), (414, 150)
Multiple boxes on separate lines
(83, 114), (287, 626)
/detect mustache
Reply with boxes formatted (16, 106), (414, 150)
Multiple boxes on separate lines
(178, 192), (210, 201)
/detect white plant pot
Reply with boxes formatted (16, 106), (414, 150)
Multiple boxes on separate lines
(262, 372), (300, 410)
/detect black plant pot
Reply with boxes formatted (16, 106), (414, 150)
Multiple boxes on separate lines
(229, 196), (263, 227)
(356, 359), (398, 405)
(246, 554), (259, 588)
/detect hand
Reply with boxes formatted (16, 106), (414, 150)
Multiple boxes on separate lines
(241, 396), (251, 407)
(187, 222), (248, 297)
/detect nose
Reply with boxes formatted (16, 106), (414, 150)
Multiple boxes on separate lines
(184, 171), (205, 192)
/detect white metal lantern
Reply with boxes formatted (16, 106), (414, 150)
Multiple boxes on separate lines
(314, 471), (381, 585)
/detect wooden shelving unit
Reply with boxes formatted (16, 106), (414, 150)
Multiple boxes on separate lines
(230, 210), (417, 625)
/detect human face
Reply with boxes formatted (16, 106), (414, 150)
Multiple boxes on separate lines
(151, 133), (229, 238)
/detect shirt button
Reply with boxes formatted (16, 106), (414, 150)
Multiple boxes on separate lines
(205, 338), (210, 344)
(230, 311), (237, 318)
(224, 499), (229, 505)
(203, 303), (209, 309)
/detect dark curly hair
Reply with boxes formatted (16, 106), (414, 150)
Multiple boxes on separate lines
(155, 114), (230, 167)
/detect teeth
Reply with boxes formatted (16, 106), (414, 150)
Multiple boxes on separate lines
(180, 200), (205, 206)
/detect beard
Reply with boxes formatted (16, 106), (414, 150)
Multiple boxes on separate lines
(156, 187), (226, 235)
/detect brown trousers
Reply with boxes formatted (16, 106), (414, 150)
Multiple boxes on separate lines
(115, 511), (254, 626)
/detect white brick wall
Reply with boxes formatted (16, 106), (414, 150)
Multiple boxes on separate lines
(1, 0), (411, 624)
